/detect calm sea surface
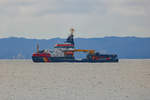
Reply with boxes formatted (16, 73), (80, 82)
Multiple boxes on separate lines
(0, 59), (150, 100)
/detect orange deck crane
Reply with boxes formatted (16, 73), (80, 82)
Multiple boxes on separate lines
(73, 49), (95, 54)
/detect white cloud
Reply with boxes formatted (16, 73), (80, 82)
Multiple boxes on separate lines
(0, 0), (150, 38)
(100, 0), (149, 16)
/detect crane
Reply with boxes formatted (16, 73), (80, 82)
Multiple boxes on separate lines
(73, 49), (95, 54)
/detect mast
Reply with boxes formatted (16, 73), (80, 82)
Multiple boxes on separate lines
(37, 43), (39, 53)
(66, 28), (75, 44)
(70, 28), (74, 35)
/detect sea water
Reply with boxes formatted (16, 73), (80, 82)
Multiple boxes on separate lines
(0, 59), (150, 100)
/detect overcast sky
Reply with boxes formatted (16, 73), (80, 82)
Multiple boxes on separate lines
(0, 0), (150, 39)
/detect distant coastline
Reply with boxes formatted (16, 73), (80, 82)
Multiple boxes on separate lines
(0, 37), (150, 59)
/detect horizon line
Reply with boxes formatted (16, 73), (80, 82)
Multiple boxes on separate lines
(0, 36), (150, 40)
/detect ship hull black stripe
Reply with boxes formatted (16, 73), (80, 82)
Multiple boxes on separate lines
(32, 56), (118, 63)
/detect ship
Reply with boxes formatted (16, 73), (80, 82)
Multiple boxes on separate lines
(32, 28), (119, 62)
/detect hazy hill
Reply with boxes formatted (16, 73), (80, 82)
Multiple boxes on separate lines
(0, 37), (150, 59)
